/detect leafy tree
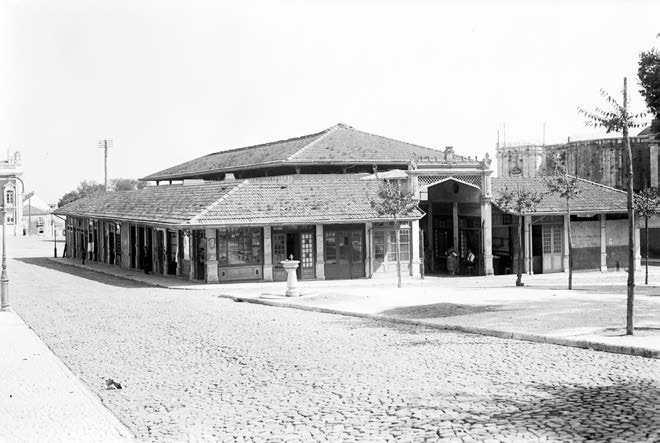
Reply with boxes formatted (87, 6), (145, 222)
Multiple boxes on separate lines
(493, 185), (543, 287)
(544, 156), (580, 290)
(111, 178), (147, 191)
(634, 188), (660, 285)
(369, 179), (419, 288)
(578, 78), (646, 335)
(638, 47), (660, 137)
(58, 180), (105, 207)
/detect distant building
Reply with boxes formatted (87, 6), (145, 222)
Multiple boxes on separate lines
(497, 127), (660, 259)
(0, 151), (24, 236)
(23, 195), (64, 236)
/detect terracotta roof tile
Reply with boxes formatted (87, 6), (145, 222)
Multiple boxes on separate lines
(54, 174), (424, 226)
(53, 183), (240, 225)
(492, 177), (628, 214)
(142, 124), (477, 181)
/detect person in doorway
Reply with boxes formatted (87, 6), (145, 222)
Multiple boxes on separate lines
(62, 242), (67, 259)
(143, 246), (151, 274)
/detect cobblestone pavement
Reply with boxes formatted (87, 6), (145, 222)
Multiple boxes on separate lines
(11, 257), (660, 442)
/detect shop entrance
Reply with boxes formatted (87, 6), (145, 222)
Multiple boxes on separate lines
(324, 225), (365, 280)
(272, 226), (316, 281)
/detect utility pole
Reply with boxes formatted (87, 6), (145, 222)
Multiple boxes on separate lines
(543, 122), (546, 146)
(98, 139), (112, 191)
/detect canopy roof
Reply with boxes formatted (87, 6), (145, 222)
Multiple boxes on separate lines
(55, 174), (424, 227)
(492, 177), (628, 215)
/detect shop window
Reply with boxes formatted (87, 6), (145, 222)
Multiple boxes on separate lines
(375, 228), (410, 262)
(216, 227), (262, 266)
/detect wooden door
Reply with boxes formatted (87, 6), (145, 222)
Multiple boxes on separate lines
(542, 224), (563, 273)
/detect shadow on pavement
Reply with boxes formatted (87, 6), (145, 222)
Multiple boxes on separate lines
(380, 303), (504, 319)
(528, 283), (660, 296)
(439, 380), (660, 442)
(14, 257), (153, 289)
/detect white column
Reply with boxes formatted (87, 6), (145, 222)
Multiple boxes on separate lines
(524, 215), (531, 274)
(650, 143), (659, 188)
(480, 197), (494, 276)
(315, 224), (325, 280)
(205, 228), (218, 283)
(599, 214), (607, 272)
(635, 218), (641, 271)
(263, 226), (273, 281)
(410, 220), (421, 277)
(365, 222), (373, 278)
(563, 214), (570, 273)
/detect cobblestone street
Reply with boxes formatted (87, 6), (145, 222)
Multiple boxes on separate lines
(11, 254), (660, 442)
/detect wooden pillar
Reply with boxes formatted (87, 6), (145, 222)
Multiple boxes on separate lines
(121, 223), (129, 268)
(263, 226), (273, 281)
(427, 202), (434, 272)
(599, 214), (607, 271)
(452, 202), (459, 250)
(188, 231), (194, 281)
(315, 224), (325, 280)
(480, 197), (494, 276)
(176, 230), (182, 277)
(205, 228), (218, 283)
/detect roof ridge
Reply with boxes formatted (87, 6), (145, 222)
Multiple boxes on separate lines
(203, 128), (330, 158)
(574, 176), (626, 194)
(347, 125), (444, 154)
(188, 181), (246, 224)
(285, 124), (341, 161)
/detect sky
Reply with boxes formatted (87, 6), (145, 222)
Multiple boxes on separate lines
(2, 0), (659, 204)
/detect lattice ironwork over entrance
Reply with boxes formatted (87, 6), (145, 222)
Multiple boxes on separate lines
(417, 175), (482, 191)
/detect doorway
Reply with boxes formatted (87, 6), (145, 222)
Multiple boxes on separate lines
(324, 226), (365, 280)
(272, 227), (316, 281)
(542, 224), (563, 273)
(192, 230), (205, 280)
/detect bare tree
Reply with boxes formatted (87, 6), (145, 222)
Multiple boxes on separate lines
(634, 188), (660, 285)
(578, 78), (646, 335)
(369, 179), (420, 288)
(493, 185), (543, 287)
(544, 156), (580, 290)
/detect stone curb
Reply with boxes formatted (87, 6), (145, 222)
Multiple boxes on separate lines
(219, 295), (660, 360)
(44, 258), (660, 359)
(6, 309), (136, 441)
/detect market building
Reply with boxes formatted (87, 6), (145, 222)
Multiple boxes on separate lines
(55, 123), (635, 283)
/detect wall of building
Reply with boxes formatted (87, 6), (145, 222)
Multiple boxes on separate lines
(605, 219), (629, 269)
(571, 220), (600, 270)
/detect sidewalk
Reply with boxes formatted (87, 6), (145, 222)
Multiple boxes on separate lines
(50, 257), (660, 359)
(0, 309), (134, 443)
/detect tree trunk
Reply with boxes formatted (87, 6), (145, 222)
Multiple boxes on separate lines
(645, 216), (649, 285)
(395, 216), (401, 288)
(516, 215), (524, 286)
(567, 197), (573, 290)
(624, 77), (635, 336)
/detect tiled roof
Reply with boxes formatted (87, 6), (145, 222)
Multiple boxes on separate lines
(492, 177), (628, 214)
(142, 124), (476, 181)
(54, 174), (424, 226)
(53, 183), (241, 225)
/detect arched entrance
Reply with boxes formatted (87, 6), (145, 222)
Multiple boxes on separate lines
(418, 177), (486, 275)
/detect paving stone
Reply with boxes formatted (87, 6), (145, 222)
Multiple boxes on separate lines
(10, 258), (660, 443)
